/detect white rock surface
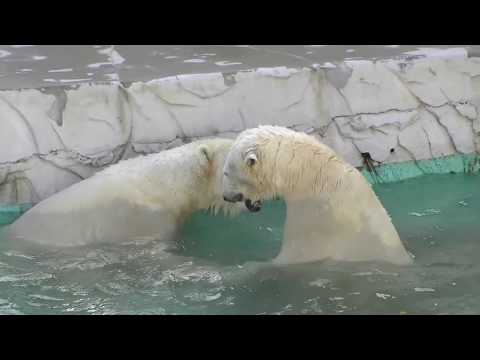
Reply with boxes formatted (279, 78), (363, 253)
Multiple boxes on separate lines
(398, 109), (457, 160)
(340, 60), (419, 114)
(54, 84), (130, 155)
(0, 89), (58, 162)
(1, 55), (480, 205)
(427, 105), (476, 154)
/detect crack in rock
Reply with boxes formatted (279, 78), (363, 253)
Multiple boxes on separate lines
(40, 87), (67, 126)
(397, 144), (426, 177)
(324, 63), (353, 90)
(237, 108), (247, 129)
(332, 106), (420, 121)
(280, 71), (313, 111)
(0, 144), (133, 170)
(38, 156), (85, 180)
(143, 87), (187, 138)
(49, 122), (67, 150)
(423, 106), (459, 154)
(421, 126), (434, 159)
(338, 110), (419, 136)
(426, 105), (475, 154)
(453, 102), (477, 121)
(141, 84), (198, 108)
(175, 74), (235, 100)
(87, 117), (116, 131)
(116, 88), (134, 161)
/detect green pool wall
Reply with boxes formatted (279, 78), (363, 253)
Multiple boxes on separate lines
(1, 153), (479, 227)
(360, 153), (480, 184)
(0, 203), (32, 227)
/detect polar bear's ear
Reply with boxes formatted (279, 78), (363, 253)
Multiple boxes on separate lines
(245, 152), (258, 167)
(199, 145), (211, 162)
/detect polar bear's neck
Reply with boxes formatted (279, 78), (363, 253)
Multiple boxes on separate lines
(142, 141), (240, 218)
(102, 142), (233, 218)
(257, 133), (356, 201)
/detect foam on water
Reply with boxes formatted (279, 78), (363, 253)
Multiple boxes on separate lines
(0, 173), (479, 314)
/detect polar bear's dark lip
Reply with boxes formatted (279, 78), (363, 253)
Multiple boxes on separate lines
(245, 199), (262, 212)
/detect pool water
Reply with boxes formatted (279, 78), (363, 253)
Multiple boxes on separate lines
(0, 172), (479, 315)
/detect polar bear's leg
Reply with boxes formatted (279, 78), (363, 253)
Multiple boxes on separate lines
(272, 197), (347, 265)
(272, 194), (411, 265)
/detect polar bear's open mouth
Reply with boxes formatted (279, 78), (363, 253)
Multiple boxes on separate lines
(245, 199), (262, 212)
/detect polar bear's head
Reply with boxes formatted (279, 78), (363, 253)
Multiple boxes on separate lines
(222, 141), (264, 213)
(222, 126), (293, 212)
(222, 125), (322, 212)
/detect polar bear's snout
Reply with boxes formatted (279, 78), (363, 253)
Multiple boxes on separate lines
(223, 192), (262, 212)
(223, 192), (244, 203)
(222, 170), (245, 204)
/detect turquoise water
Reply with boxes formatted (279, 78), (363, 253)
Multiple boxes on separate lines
(0, 173), (479, 314)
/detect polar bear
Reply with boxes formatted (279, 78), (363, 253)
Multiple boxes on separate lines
(222, 125), (412, 266)
(7, 138), (243, 247)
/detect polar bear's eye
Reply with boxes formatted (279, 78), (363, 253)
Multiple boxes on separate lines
(245, 153), (258, 167)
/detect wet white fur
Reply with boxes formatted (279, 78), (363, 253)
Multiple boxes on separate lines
(8, 139), (243, 247)
(222, 125), (412, 265)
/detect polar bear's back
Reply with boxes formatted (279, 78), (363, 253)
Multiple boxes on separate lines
(7, 138), (236, 247)
(6, 174), (176, 246)
(6, 141), (212, 246)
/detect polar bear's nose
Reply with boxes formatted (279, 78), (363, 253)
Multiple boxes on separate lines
(223, 193), (244, 203)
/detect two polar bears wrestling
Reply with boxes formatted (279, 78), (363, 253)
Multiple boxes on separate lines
(8, 126), (411, 266)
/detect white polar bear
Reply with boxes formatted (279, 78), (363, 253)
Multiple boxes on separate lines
(7, 139), (243, 247)
(222, 125), (412, 266)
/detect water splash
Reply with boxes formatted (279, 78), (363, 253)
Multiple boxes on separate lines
(408, 209), (441, 217)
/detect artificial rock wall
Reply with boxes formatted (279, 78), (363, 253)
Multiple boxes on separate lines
(1, 52), (480, 205)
